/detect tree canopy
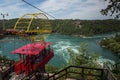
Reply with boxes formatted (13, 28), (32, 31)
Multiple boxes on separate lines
(67, 43), (101, 68)
(100, 34), (120, 57)
(101, 0), (120, 18)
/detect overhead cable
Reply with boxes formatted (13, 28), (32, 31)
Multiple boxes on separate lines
(22, 0), (56, 19)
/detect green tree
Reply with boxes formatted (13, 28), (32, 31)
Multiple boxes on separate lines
(100, 34), (120, 57)
(67, 43), (101, 68)
(45, 64), (59, 73)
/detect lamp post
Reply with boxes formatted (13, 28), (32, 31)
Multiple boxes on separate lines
(1, 13), (8, 30)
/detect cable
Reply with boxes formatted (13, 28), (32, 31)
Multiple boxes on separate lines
(22, 0), (56, 19)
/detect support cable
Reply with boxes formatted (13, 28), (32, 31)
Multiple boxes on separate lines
(22, 0), (56, 19)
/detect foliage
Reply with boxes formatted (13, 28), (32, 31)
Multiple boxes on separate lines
(100, 34), (120, 78)
(101, 0), (120, 18)
(67, 43), (101, 68)
(45, 64), (59, 73)
(62, 43), (102, 80)
(45, 44), (102, 79)
(0, 54), (9, 61)
(66, 43), (120, 79)
(100, 34), (120, 57)
(52, 19), (120, 36)
(1, 19), (120, 36)
(4, 19), (17, 28)
(0, 53), (15, 63)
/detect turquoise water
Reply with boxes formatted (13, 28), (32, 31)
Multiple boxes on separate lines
(0, 34), (119, 67)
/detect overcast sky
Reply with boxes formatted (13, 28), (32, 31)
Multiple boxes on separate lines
(0, 0), (114, 20)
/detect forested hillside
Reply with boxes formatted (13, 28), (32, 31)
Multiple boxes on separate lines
(51, 19), (120, 36)
(0, 19), (120, 36)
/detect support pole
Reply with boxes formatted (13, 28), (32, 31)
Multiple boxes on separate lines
(1, 13), (8, 30)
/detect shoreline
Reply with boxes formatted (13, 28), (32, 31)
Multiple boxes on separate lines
(71, 34), (92, 38)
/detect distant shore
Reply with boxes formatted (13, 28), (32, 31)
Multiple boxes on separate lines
(72, 34), (86, 38)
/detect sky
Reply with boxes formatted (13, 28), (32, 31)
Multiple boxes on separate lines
(0, 0), (114, 20)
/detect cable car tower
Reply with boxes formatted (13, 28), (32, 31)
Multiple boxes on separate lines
(14, 13), (52, 35)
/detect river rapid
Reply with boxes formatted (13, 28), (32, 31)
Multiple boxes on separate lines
(0, 33), (119, 67)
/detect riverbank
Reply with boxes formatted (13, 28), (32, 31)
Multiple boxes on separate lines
(100, 34), (120, 57)
(71, 34), (87, 38)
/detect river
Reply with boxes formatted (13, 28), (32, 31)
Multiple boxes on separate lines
(0, 33), (119, 67)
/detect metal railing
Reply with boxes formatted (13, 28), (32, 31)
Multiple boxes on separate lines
(45, 65), (117, 80)
(103, 65), (118, 80)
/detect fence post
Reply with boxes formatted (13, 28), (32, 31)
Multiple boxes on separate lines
(53, 75), (55, 80)
(65, 68), (67, 79)
(0, 71), (3, 80)
(101, 69), (104, 80)
(81, 67), (85, 80)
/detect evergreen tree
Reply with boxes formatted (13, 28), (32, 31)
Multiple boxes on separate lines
(67, 43), (101, 68)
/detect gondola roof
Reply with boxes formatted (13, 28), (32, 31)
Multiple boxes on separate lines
(11, 42), (52, 55)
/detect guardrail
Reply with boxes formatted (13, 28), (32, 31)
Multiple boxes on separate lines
(45, 65), (117, 80)
(103, 65), (118, 80)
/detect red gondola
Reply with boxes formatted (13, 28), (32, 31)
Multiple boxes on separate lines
(11, 42), (54, 76)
